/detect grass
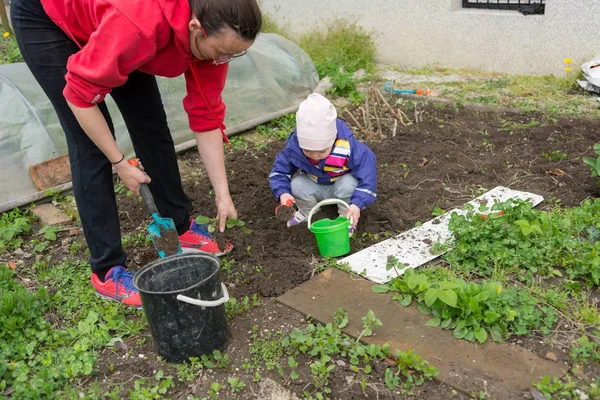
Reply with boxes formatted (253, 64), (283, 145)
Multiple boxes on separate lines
(261, 15), (376, 100)
(0, 28), (22, 64)
(388, 64), (600, 119)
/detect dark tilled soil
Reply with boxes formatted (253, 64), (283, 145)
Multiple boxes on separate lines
(121, 101), (599, 300)
(97, 101), (600, 399)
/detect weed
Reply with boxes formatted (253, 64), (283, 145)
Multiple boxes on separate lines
(432, 206), (446, 217)
(129, 370), (174, 399)
(533, 375), (600, 399)
(254, 114), (296, 141)
(121, 233), (151, 248)
(373, 268), (558, 343)
(0, 258), (145, 398)
(443, 198), (600, 285)
(0, 34), (23, 64)
(224, 294), (260, 320)
(114, 182), (136, 198)
(297, 21), (374, 79)
(39, 226), (61, 241)
(227, 376), (246, 393)
(571, 335), (600, 363)
(583, 143), (600, 184)
(0, 208), (32, 253)
(247, 326), (287, 371)
(195, 215), (252, 234)
(288, 309), (438, 398)
(69, 240), (85, 255)
(208, 382), (222, 399)
(499, 118), (542, 133)
(227, 135), (249, 151)
(541, 149), (567, 161)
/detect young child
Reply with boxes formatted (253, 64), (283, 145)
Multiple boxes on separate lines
(269, 93), (377, 236)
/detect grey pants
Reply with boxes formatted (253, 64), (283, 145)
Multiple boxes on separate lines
(291, 173), (358, 218)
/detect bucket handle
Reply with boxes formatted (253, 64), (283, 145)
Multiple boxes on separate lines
(307, 199), (353, 229)
(176, 283), (229, 307)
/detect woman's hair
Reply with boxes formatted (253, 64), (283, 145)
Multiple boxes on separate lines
(189, 0), (262, 41)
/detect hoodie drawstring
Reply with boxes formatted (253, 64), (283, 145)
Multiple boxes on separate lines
(188, 59), (231, 147)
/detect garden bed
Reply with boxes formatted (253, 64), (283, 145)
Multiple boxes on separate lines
(3, 98), (600, 399)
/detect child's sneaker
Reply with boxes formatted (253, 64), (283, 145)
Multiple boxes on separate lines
(287, 210), (308, 227)
(91, 266), (142, 308)
(179, 220), (233, 256)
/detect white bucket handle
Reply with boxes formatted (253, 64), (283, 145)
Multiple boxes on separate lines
(307, 199), (353, 229)
(176, 283), (229, 307)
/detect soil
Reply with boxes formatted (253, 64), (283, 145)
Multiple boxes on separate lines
(12, 99), (598, 398)
(92, 300), (466, 400)
(151, 228), (182, 256)
(119, 100), (600, 300)
(275, 203), (297, 222)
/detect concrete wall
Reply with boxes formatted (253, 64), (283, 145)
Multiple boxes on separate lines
(261, 0), (600, 75)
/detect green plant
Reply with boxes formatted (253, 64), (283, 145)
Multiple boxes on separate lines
(373, 268), (557, 343)
(288, 309), (438, 398)
(443, 199), (600, 285)
(227, 135), (248, 151)
(227, 376), (246, 393)
(583, 143), (600, 183)
(247, 326), (287, 371)
(0, 34), (23, 64)
(0, 208), (32, 252)
(129, 370), (174, 399)
(431, 206), (446, 217)
(122, 233), (152, 248)
(571, 335), (600, 363)
(533, 375), (600, 399)
(541, 149), (567, 161)
(208, 382), (222, 399)
(39, 226), (61, 241)
(224, 294), (260, 320)
(195, 215), (252, 234)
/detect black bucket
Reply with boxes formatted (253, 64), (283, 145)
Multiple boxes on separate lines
(133, 253), (229, 363)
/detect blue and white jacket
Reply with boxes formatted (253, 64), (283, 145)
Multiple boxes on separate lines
(269, 119), (377, 209)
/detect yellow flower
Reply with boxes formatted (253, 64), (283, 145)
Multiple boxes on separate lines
(565, 67), (572, 73)
(2, 32), (9, 38)
(564, 58), (572, 64)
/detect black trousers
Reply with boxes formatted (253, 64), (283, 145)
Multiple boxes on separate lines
(11, 0), (192, 273)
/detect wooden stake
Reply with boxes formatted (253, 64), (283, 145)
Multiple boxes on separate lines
(343, 109), (367, 138)
(414, 104), (419, 123)
(375, 89), (406, 126)
(370, 88), (383, 138)
(364, 94), (373, 139)
(392, 119), (398, 137)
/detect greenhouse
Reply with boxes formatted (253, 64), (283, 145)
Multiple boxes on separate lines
(0, 33), (318, 211)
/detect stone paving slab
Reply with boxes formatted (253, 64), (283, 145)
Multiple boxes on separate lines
(31, 203), (71, 226)
(277, 269), (566, 399)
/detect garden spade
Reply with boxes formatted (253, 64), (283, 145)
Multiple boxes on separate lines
(128, 159), (182, 258)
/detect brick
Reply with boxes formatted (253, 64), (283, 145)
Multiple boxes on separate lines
(29, 154), (71, 191)
(31, 203), (72, 226)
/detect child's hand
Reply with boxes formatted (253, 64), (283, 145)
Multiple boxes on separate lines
(346, 204), (361, 227)
(280, 193), (295, 206)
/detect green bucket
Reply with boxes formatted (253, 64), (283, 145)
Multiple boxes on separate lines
(308, 199), (351, 257)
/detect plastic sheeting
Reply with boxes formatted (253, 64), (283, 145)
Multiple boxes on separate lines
(0, 33), (318, 210)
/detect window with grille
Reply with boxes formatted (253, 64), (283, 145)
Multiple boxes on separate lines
(462, 0), (545, 14)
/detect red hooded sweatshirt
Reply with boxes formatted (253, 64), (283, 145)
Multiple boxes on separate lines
(40, 0), (227, 133)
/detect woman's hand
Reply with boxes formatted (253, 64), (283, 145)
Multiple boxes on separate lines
(114, 160), (151, 195)
(215, 194), (238, 232)
(346, 204), (361, 227)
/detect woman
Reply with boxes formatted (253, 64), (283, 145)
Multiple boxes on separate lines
(11, 0), (262, 307)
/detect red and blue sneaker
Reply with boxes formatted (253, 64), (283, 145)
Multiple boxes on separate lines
(91, 266), (142, 308)
(179, 220), (233, 256)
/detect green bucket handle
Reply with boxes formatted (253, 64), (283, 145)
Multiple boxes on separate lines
(307, 199), (354, 229)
